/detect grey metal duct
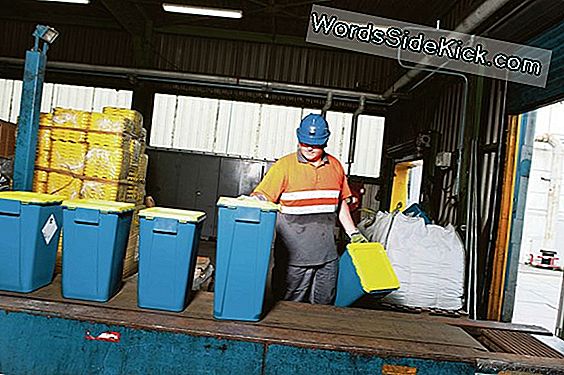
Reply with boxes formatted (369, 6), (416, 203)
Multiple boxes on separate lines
(347, 96), (366, 175)
(0, 57), (386, 104)
(382, 0), (513, 99)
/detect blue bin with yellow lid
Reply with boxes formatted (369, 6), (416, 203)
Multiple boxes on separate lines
(61, 199), (135, 302)
(137, 207), (206, 312)
(0, 191), (64, 292)
(214, 196), (279, 321)
(335, 242), (400, 307)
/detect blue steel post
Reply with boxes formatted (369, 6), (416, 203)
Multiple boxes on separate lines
(13, 28), (52, 191)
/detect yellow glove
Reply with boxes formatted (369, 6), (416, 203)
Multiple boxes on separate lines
(350, 231), (368, 243)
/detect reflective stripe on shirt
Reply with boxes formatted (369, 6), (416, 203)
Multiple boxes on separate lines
(280, 204), (338, 215)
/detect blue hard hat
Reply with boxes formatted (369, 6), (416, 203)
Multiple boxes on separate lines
(296, 114), (330, 146)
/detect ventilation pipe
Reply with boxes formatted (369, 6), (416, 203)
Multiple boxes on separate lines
(347, 96), (366, 175)
(321, 92), (333, 118)
(382, 0), (513, 99)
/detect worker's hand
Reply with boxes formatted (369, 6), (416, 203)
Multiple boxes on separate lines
(349, 230), (368, 243)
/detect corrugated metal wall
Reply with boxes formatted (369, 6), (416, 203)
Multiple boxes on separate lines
(385, 76), (508, 318)
(0, 20), (134, 66)
(0, 78), (132, 123)
(150, 94), (384, 177)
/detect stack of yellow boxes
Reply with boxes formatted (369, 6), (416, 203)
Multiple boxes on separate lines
(33, 106), (149, 277)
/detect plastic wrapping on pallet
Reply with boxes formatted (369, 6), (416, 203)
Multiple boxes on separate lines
(90, 112), (134, 134)
(0, 156), (12, 191)
(33, 107), (148, 204)
(81, 180), (128, 201)
(49, 141), (87, 174)
(359, 211), (465, 310)
(53, 108), (91, 129)
(87, 131), (132, 148)
(51, 128), (87, 143)
(47, 172), (82, 199)
(84, 146), (130, 180)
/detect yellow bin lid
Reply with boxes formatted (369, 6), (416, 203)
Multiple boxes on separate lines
(139, 207), (206, 223)
(347, 242), (400, 293)
(63, 199), (135, 213)
(0, 191), (64, 205)
(217, 196), (279, 212)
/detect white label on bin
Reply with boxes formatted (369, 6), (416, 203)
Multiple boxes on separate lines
(42, 214), (58, 245)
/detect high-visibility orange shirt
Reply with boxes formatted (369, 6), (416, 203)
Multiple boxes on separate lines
(254, 152), (352, 215)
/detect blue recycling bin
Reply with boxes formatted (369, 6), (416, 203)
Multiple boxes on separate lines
(335, 243), (400, 307)
(214, 197), (278, 321)
(0, 192), (63, 292)
(137, 207), (206, 312)
(61, 199), (135, 302)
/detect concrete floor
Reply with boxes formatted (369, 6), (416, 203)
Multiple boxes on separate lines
(512, 263), (563, 333)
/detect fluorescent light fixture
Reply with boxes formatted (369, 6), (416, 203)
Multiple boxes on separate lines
(162, 3), (242, 19)
(37, 0), (90, 4)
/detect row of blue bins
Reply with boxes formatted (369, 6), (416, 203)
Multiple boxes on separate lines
(0, 191), (397, 322)
(0, 192), (279, 320)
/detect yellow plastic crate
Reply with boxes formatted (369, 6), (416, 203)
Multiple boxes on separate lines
(87, 131), (132, 148)
(33, 170), (49, 194)
(51, 128), (87, 143)
(81, 180), (128, 201)
(84, 146), (130, 180)
(47, 172), (82, 199)
(136, 183), (146, 204)
(52, 108), (91, 129)
(90, 112), (134, 134)
(103, 107), (142, 134)
(32, 181), (47, 194)
(35, 148), (51, 169)
(37, 127), (52, 151)
(50, 141), (88, 174)
(39, 113), (53, 127)
(129, 139), (141, 161)
(34, 170), (48, 182)
(138, 154), (148, 181)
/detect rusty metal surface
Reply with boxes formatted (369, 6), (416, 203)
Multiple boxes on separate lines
(0, 275), (485, 363)
(477, 328), (564, 359)
(1, 275), (563, 374)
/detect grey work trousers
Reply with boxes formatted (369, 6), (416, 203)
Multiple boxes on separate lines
(273, 259), (339, 305)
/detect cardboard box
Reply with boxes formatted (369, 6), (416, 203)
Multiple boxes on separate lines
(0, 120), (16, 158)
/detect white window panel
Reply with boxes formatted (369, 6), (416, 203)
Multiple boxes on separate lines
(325, 111), (353, 168)
(92, 88), (133, 112)
(0, 79), (133, 125)
(41, 83), (56, 113)
(350, 115), (385, 178)
(0, 79), (17, 122)
(51, 84), (95, 111)
(217, 100), (261, 157)
(150, 94), (177, 148)
(148, 93), (384, 177)
(256, 104), (302, 160)
(172, 96), (219, 152)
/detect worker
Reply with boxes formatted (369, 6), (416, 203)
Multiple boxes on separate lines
(252, 113), (367, 305)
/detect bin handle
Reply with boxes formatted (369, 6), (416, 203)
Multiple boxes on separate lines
(234, 207), (261, 224)
(74, 219), (99, 226)
(152, 218), (178, 235)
